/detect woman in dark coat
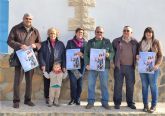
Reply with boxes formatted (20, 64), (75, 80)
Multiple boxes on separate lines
(39, 27), (66, 104)
(66, 28), (87, 105)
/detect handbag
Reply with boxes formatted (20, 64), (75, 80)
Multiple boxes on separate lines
(9, 52), (20, 67)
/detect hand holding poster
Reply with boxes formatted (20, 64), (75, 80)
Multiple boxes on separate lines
(16, 47), (39, 72)
(138, 52), (156, 74)
(90, 48), (106, 71)
(66, 49), (81, 70)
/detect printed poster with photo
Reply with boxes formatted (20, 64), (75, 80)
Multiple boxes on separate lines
(138, 52), (156, 74)
(16, 47), (39, 72)
(90, 48), (106, 71)
(66, 49), (81, 70)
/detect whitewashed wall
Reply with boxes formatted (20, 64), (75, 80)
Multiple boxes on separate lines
(9, 0), (165, 55)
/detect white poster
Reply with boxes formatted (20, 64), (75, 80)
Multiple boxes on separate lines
(90, 48), (106, 71)
(16, 47), (39, 72)
(138, 52), (156, 74)
(66, 49), (81, 70)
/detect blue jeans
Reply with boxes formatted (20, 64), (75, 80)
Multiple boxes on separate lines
(68, 71), (83, 102)
(140, 69), (160, 106)
(87, 69), (109, 106)
(113, 65), (135, 106)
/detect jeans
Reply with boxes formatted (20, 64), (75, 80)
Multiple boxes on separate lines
(68, 70), (83, 102)
(87, 69), (109, 106)
(140, 69), (160, 106)
(113, 65), (135, 106)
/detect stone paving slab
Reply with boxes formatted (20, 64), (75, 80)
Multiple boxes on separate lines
(0, 101), (165, 116)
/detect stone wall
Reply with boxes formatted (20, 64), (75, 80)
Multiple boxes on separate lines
(0, 54), (165, 102)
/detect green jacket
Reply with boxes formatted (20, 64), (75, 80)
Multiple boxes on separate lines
(84, 37), (114, 69)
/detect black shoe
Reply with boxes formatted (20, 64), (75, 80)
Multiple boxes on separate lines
(75, 100), (80, 105)
(102, 104), (111, 110)
(24, 101), (35, 106)
(86, 103), (94, 109)
(114, 105), (120, 109)
(128, 104), (136, 109)
(149, 106), (156, 113)
(68, 100), (75, 105)
(45, 98), (49, 104)
(13, 102), (19, 108)
(143, 104), (149, 112)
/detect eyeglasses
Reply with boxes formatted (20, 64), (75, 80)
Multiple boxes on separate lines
(123, 30), (130, 32)
(96, 31), (103, 34)
(25, 18), (32, 20)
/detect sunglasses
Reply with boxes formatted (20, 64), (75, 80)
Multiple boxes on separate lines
(123, 30), (130, 32)
(96, 31), (103, 34)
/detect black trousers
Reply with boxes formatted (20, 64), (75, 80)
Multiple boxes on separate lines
(13, 66), (34, 103)
(43, 76), (50, 99)
(113, 65), (135, 106)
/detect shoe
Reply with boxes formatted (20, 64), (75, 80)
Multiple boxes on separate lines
(13, 102), (19, 108)
(68, 100), (75, 105)
(149, 106), (156, 113)
(48, 104), (53, 107)
(102, 104), (111, 110)
(45, 98), (49, 104)
(54, 103), (60, 107)
(143, 104), (149, 112)
(128, 104), (136, 109)
(24, 101), (35, 106)
(86, 103), (94, 109)
(75, 100), (80, 105)
(114, 105), (120, 109)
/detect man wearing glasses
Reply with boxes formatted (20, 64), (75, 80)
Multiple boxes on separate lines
(84, 26), (114, 110)
(112, 26), (138, 109)
(7, 13), (41, 108)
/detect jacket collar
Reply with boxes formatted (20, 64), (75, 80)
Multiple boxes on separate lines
(18, 22), (34, 32)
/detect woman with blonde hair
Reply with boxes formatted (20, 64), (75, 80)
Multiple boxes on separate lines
(39, 27), (66, 104)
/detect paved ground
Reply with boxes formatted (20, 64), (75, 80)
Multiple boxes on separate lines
(0, 101), (165, 115)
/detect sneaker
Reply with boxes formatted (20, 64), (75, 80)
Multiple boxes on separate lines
(102, 104), (111, 110)
(128, 104), (136, 109)
(13, 102), (19, 108)
(68, 100), (75, 105)
(24, 101), (35, 106)
(149, 106), (156, 113)
(86, 103), (94, 109)
(143, 104), (149, 112)
(114, 105), (120, 109)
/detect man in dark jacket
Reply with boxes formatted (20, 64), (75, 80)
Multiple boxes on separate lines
(7, 13), (41, 108)
(84, 26), (114, 110)
(112, 26), (138, 109)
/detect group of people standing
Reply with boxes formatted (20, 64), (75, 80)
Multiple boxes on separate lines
(7, 13), (163, 113)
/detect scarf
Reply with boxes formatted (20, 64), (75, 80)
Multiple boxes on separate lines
(49, 38), (56, 47)
(72, 37), (84, 48)
(141, 40), (152, 52)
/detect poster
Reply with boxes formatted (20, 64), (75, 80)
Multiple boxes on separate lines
(90, 48), (106, 71)
(66, 49), (81, 70)
(16, 47), (39, 72)
(138, 52), (156, 74)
